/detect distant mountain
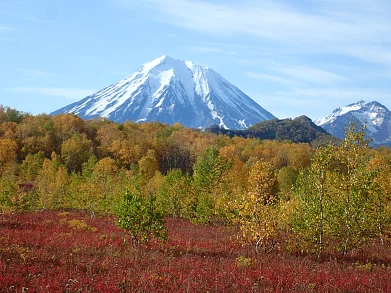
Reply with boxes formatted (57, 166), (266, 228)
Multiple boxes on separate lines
(315, 101), (391, 146)
(207, 115), (335, 145)
(51, 56), (275, 129)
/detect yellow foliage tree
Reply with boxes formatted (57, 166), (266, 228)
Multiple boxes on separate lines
(92, 157), (119, 213)
(138, 149), (159, 180)
(233, 160), (279, 253)
(36, 155), (69, 210)
(366, 154), (391, 244)
(61, 133), (93, 172)
(0, 138), (18, 173)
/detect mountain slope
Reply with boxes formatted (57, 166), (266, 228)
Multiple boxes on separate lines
(315, 101), (391, 146)
(51, 56), (275, 129)
(207, 115), (335, 145)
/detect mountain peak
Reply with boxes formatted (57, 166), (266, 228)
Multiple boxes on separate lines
(316, 100), (391, 146)
(317, 100), (369, 126)
(294, 115), (313, 123)
(140, 55), (177, 72)
(348, 100), (366, 107)
(51, 56), (275, 129)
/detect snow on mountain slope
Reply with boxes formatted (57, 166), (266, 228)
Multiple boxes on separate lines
(51, 56), (275, 129)
(315, 101), (391, 146)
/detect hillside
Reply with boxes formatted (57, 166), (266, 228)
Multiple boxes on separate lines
(207, 115), (335, 145)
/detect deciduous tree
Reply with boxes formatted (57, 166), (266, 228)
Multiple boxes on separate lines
(116, 189), (167, 246)
(233, 160), (279, 253)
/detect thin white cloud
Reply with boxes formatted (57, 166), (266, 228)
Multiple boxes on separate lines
(189, 46), (237, 55)
(339, 45), (391, 66)
(0, 25), (10, 32)
(278, 67), (349, 84)
(245, 72), (298, 87)
(277, 88), (391, 101)
(118, 0), (391, 65)
(19, 69), (57, 78)
(246, 65), (348, 86)
(165, 33), (180, 38)
(8, 87), (96, 100)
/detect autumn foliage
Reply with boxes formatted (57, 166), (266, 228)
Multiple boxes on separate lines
(1, 211), (391, 292)
(1, 106), (391, 291)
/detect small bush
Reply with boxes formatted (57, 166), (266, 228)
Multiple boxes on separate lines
(236, 255), (253, 268)
(116, 189), (167, 246)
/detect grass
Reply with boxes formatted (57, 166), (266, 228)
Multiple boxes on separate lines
(1, 211), (391, 292)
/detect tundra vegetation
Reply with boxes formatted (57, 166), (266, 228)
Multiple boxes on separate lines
(1, 105), (391, 292)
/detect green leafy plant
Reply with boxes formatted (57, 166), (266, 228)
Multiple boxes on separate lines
(116, 189), (167, 246)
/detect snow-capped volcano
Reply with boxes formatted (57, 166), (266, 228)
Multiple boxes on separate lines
(315, 101), (391, 146)
(51, 56), (275, 129)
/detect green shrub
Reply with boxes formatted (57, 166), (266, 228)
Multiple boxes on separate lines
(116, 189), (167, 246)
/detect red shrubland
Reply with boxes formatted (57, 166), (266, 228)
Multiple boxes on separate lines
(1, 211), (390, 292)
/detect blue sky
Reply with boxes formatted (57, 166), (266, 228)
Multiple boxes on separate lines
(0, 0), (390, 120)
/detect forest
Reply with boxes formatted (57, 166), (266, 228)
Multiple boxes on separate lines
(1, 105), (391, 291)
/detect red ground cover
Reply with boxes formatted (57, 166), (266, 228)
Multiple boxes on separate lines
(0, 211), (390, 292)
